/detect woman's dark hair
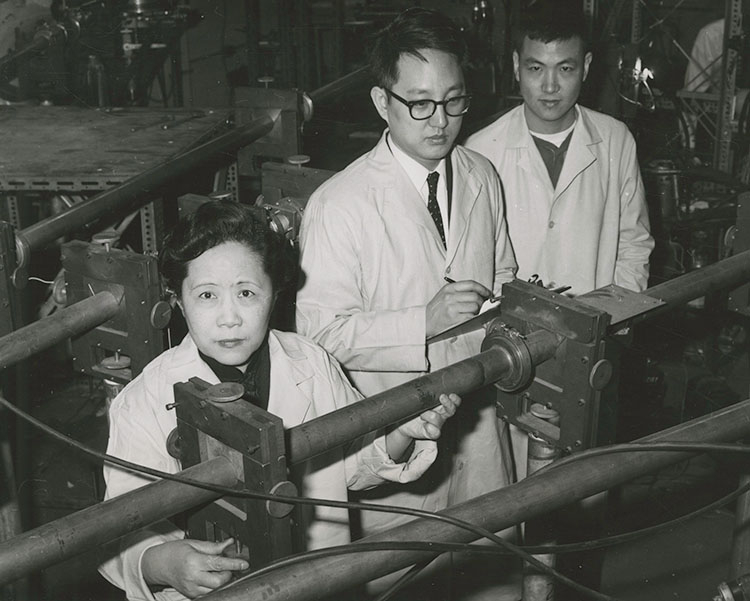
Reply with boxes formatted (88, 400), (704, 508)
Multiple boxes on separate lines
(368, 7), (468, 89)
(159, 201), (296, 297)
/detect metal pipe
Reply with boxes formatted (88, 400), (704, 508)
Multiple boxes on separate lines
(626, 249), (750, 327)
(287, 329), (559, 463)
(0, 456), (237, 585)
(307, 66), (370, 107)
(16, 115), (275, 255)
(206, 398), (750, 601)
(0, 291), (121, 371)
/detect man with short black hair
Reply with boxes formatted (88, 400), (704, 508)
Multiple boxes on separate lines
(466, 2), (653, 298)
(297, 7), (518, 599)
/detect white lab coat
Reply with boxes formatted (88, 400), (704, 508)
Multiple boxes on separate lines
(98, 330), (437, 601)
(296, 131), (517, 536)
(466, 104), (654, 296)
(684, 19), (724, 92)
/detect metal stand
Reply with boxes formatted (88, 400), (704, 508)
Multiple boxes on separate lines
(522, 405), (561, 601)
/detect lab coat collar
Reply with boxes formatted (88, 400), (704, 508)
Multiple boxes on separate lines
(168, 331), (315, 426)
(370, 130), (447, 252)
(508, 104), (600, 203)
(553, 106), (599, 201)
(267, 331), (315, 427)
(369, 130), (481, 259)
(445, 148), (481, 265)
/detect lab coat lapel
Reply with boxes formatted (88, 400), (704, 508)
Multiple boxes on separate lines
(446, 150), (480, 264)
(268, 332), (314, 427)
(510, 114), (554, 201)
(369, 133), (447, 251)
(553, 107), (598, 203)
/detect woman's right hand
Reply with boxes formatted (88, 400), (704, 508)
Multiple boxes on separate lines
(142, 538), (249, 598)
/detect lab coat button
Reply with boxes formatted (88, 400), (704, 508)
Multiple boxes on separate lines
(445, 266), (451, 273)
(548, 220), (555, 229)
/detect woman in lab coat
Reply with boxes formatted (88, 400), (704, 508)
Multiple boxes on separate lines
(99, 201), (460, 601)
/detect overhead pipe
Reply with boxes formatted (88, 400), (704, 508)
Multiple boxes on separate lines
(0, 456), (237, 585)
(15, 114), (275, 260)
(206, 398), (750, 601)
(0, 291), (121, 371)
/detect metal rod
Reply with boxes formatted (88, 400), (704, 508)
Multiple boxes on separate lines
(0, 456), (237, 585)
(16, 115), (275, 255)
(206, 398), (750, 601)
(287, 329), (559, 464)
(0, 291), (121, 372)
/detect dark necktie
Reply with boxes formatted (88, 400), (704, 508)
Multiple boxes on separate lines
(427, 171), (446, 248)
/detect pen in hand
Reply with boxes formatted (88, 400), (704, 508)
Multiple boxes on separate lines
(444, 276), (500, 303)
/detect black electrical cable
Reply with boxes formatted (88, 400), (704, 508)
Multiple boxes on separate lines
(0, 394), (617, 601)
(536, 477), (750, 555)
(372, 558), (437, 601)
(539, 442), (750, 475)
(222, 538), (619, 601)
(15, 393), (750, 598)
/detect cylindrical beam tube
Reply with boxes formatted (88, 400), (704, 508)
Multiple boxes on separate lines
(288, 329), (559, 463)
(631, 249), (750, 326)
(0, 291), (121, 371)
(206, 398), (750, 601)
(17, 115), (275, 254)
(307, 66), (370, 107)
(0, 456), (237, 585)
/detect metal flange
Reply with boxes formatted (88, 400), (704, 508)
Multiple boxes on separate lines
(481, 320), (534, 392)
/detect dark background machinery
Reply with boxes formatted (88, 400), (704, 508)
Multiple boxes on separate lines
(1, 1), (750, 600)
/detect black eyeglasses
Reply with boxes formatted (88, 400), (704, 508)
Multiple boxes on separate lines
(384, 89), (471, 120)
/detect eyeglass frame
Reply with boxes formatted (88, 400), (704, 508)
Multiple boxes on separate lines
(383, 88), (472, 120)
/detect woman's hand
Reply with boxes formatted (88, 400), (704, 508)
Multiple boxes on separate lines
(398, 393), (462, 440)
(385, 393), (461, 461)
(142, 538), (249, 598)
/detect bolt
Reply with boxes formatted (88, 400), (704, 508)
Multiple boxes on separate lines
(575, 440), (582, 447)
(578, 399), (586, 406)
(581, 356), (589, 364)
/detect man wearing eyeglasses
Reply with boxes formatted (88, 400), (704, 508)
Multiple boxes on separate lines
(297, 7), (518, 600)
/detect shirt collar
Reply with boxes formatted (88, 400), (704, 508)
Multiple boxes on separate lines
(387, 132), (447, 194)
(527, 105), (579, 144)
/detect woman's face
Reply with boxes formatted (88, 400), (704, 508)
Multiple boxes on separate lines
(178, 241), (275, 370)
